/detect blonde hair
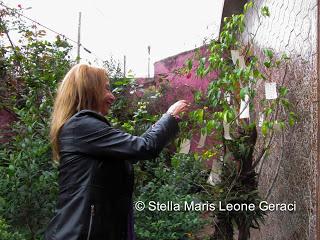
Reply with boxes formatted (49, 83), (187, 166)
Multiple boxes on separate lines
(50, 63), (109, 161)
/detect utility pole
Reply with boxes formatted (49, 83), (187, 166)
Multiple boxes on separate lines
(147, 45), (151, 78)
(77, 12), (82, 63)
(123, 55), (126, 77)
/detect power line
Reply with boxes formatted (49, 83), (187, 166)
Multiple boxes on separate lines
(0, 2), (103, 60)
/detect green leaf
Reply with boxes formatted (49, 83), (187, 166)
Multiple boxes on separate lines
(206, 120), (216, 133)
(279, 121), (285, 129)
(240, 87), (249, 100)
(288, 112), (296, 126)
(204, 67), (210, 76)
(186, 59), (193, 70)
(194, 91), (202, 102)
(253, 69), (263, 79)
(281, 98), (290, 109)
(261, 122), (268, 136)
(191, 109), (204, 123)
(263, 49), (273, 59)
(223, 111), (228, 123)
(265, 108), (272, 117)
(281, 53), (290, 60)
(263, 61), (271, 68)
(8, 165), (15, 171)
(289, 117), (295, 127)
(279, 86), (288, 97)
(261, 6), (270, 17)
(201, 127), (207, 135)
(244, 1), (253, 13)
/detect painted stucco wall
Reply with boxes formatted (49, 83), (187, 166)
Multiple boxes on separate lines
(154, 46), (220, 160)
(0, 109), (16, 144)
(243, 0), (318, 239)
(154, 46), (217, 103)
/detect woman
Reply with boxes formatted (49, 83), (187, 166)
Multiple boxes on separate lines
(45, 63), (189, 240)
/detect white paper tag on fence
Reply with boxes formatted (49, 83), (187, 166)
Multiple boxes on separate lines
(239, 94), (250, 119)
(223, 121), (232, 140)
(225, 92), (231, 104)
(258, 112), (264, 127)
(179, 139), (191, 154)
(231, 50), (240, 64)
(265, 82), (278, 99)
(231, 50), (246, 68)
(207, 158), (222, 186)
(197, 133), (207, 148)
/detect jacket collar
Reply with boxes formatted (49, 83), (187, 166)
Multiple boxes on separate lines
(76, 110), (111, 126)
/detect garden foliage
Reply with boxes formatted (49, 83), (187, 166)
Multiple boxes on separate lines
(0, 4), (209, 240)
(183, 2), (296, 239)
(0, 4), (72, 239)
(134, 153), (209, 240)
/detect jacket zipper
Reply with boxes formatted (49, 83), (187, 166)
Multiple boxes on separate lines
(86, 204), (95, 240)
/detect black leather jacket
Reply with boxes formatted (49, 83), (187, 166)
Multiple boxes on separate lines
(45, 110), (179, 240)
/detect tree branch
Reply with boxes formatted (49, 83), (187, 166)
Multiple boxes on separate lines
(252, 64), (288, 169)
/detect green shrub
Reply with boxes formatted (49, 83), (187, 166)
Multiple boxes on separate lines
(0, 5), (72, 238)
(169, 153), (210, 195)
(0, 218), (25, 240)
(134, 153), (210, 240)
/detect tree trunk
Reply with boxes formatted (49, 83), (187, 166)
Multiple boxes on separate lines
(212, 215), (234, 240)
(238, 222), (250, 240)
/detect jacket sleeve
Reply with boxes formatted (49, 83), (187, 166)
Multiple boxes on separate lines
(74, 113), (179, 161)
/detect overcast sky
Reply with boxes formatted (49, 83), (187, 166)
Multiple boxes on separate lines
(5, 0), (224, 77)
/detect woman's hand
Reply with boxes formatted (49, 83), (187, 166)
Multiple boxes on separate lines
(166, 100), (190, 119)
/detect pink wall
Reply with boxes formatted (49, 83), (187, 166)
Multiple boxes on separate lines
(0, 109), (16, 144)
(152, 46), (219, 166)
(154, 45), (218, 104)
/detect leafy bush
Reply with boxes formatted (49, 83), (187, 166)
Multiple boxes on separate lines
(0, 218), (25, 240)
(0, 5), (72, 239)
(134, 153), (210, 240)
(135, 184), (204, 240)
(170, 153), (210, 195)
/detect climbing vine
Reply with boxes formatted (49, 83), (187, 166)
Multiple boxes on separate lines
(182, 2), (296, 239)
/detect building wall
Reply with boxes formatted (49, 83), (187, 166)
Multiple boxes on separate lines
(0, 108), (16, 144)
(154, 47), (220, 165)
(243, 0), (318, 239)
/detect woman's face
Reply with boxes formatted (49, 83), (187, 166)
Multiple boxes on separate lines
(100, 82), (115, 115)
